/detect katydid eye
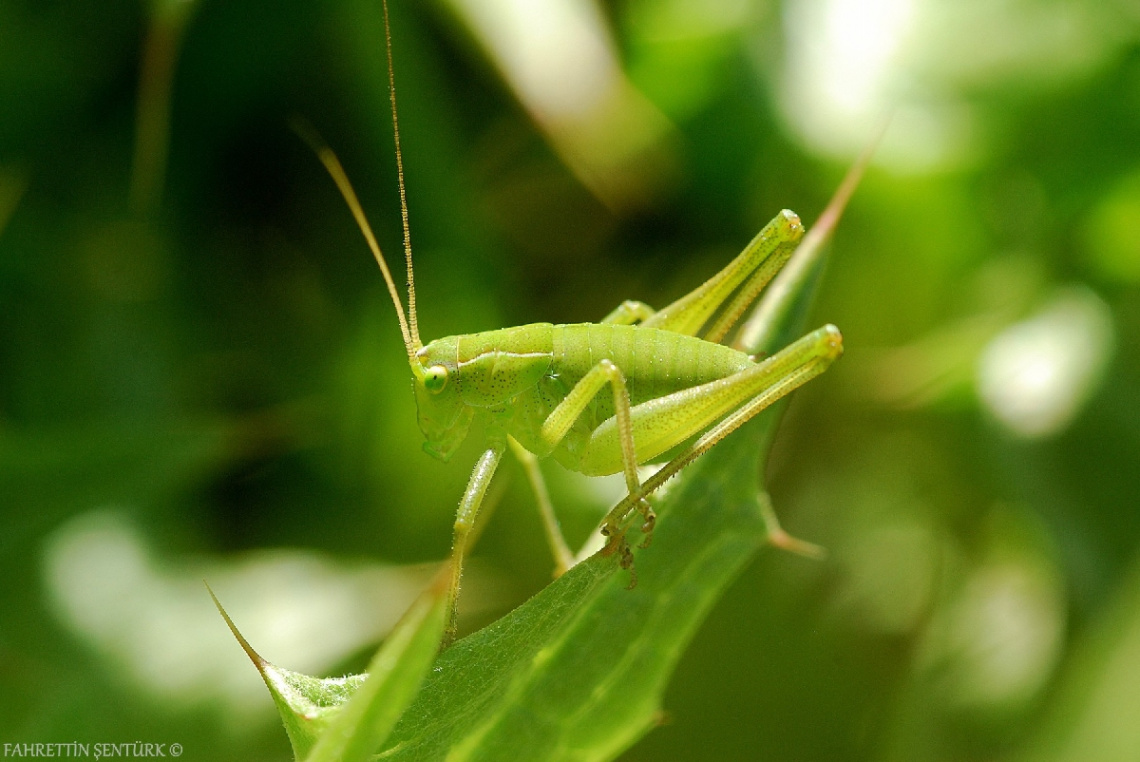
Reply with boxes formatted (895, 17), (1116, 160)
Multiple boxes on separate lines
(423, 365), (449, 393)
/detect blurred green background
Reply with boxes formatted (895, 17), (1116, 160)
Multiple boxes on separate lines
(3, 0), (1139, 759)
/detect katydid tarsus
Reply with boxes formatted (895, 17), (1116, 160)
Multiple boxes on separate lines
(307, 1), (864, 635)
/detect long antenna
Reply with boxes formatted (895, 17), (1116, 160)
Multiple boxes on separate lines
(382, 0), (420, 349)
(292, 118), (422, 364)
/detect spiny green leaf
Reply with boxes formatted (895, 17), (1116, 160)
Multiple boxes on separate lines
(210, 575), (449, 762)
(304, 569), (451, 762)
(264, 667), (368, 760)
(378, 424), (776, 761)
(209, 587), (354, 758)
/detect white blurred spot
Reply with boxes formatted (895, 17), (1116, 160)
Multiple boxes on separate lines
(804, 0), (912, 118)
(779, 0), (1117, 171)
(41, 510), (500, 726)
(780, 0), (956, 170)
(927, 561), (1066, 711)
(977, 287), (1114, 438)
(448, 0), (617, 120)
(444, 0), (675, 209)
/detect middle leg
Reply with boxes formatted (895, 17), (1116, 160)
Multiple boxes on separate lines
(537, 359), (656, 578)
(508, 436), (575, 576)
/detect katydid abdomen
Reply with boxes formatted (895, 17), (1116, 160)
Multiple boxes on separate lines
(550, 323), (755, 404)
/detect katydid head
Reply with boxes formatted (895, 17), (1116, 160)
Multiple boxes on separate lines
(412, 336), (475, 462)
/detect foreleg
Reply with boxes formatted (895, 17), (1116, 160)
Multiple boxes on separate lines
(446, 441), (505, 641)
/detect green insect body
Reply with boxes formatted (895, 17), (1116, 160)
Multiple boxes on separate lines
(417, 320), (837, 477)
(302, 2), (861, 636)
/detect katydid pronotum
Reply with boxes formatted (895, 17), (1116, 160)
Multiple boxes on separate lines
(305, 2), (862, 635)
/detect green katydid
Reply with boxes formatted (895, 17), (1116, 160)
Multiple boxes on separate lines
(304, 1), (861, 632)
